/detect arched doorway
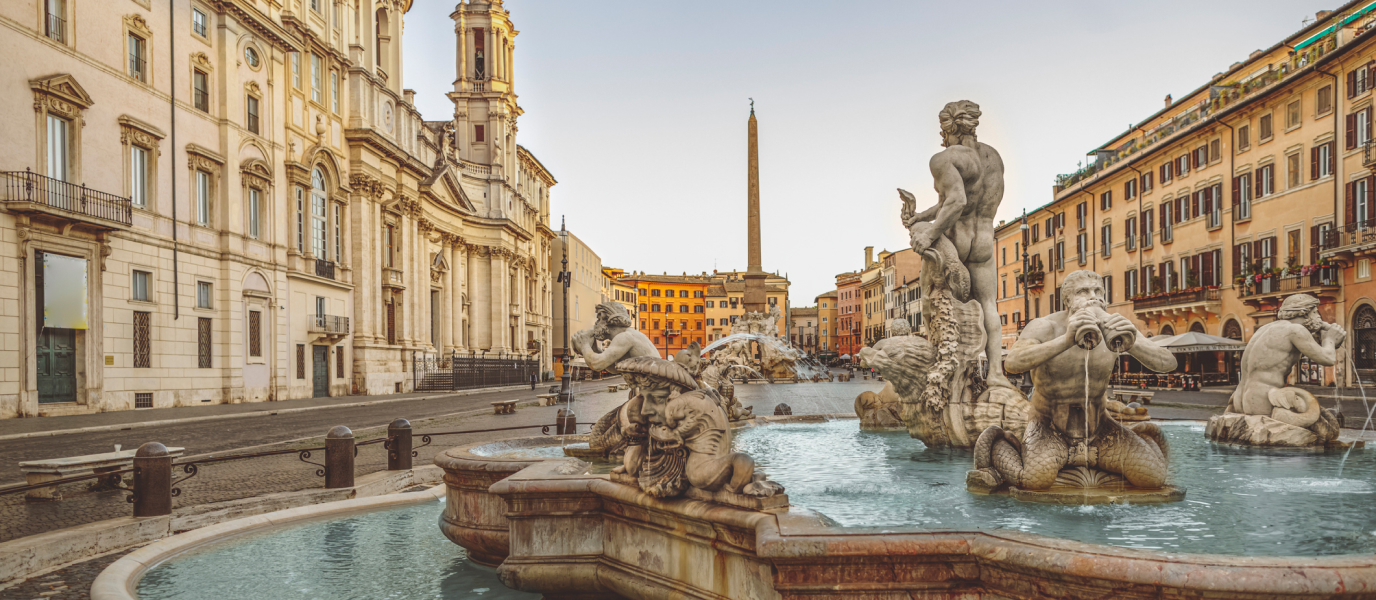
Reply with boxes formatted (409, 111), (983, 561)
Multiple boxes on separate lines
(1221, 319), (1243, 385)
(1159, 324), (1175, 337)
(1189, 321), (1205, 334)
(1355, 305), (1376, 384)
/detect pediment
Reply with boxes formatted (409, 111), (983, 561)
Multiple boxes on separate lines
(420, 163), (477, 214)
(30, 74), (94, 109)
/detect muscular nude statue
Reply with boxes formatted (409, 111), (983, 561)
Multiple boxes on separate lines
(571, 302), (658, 372)
(1227, 294), (1343, 438)
(971, 271), (1178, 490)
(900, 100), (1011, 389)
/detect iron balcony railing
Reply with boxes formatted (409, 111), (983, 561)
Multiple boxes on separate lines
(1022, 270), (1045, 289)
(1365, 139), (1376, 168)
(129, 53), (146, 83)
(1132, 287), (1221, 311)
(46, 13), (65, 43)
(308, 314), (350, 335)
(1, 169), (132, 226)
(1321, 221), (1376, 251)
(315, 258), (335, 280)
(1238, 270), (1340, 298)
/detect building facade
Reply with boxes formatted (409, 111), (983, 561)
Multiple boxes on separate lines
(816, 290), (837, 355)
(551, 229), (601, 361)
(704, 272), (789, 342)
(835, 272), (861, 359)
(788, 307), (818, 354)
(0, 0), (556, 418)
(625, 273), (709, 359)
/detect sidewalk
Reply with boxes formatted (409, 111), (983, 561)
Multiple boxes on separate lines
(0, 382), (558, 441)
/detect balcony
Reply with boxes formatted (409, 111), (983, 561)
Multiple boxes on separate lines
(1019, 270), (1045, 290)
(1365, 139), (1376, 169)
(308, 314), (350, 337)
(1239, 270), (1340, 309)
(1132, 287), (1221, 319)
(1320, 222), (1376, 259)
(0, 169), (132, 230)
(663, 329), (682, 336)
(382, 266), (404, 290)
(314, 258), (335, 280)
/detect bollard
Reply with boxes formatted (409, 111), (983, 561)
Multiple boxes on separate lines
(325, 425), (355, 489)
(774, 403), (793, 416)
(556, 408), (577, 435)
(132, 442), (172, 517)
(387, 418), (413, 471)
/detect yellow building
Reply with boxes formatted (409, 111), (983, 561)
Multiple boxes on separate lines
(998, 4), (1376, 386)
(602, 267), (638, 317)
(816, 290), (838, 356)
(705, 276), (789, 341)
(860, 247), (889, 346)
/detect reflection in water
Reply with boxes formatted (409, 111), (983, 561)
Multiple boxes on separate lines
(735, 420), (1376, 556)
(138, 498), (538, 600)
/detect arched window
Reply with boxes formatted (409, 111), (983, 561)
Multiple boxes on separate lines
(1223, 319), (1242, 340)
(375, 9), (389, 69)
(1158, 324), (1175, 337)
(1356, 305), (1376, 370)
(1189, 321), (1205, 333)
(311, 168), (328, 259)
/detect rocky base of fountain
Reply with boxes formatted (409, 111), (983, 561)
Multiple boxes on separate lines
(966, 466), (1185, 505)
(904, 385), (1030, 447)
(1206, 411), (1342, 448)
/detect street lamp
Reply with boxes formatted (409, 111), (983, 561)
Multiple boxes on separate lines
(1020, 208), (1030, 332)
(557, 217), (574, 408)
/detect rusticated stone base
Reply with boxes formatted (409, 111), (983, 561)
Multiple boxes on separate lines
(1207, 412), (1325, 447)
(903, 384), (1031, 448)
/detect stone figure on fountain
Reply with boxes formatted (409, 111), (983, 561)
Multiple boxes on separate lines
(676, 342), (754, 422)
(967, 271), (1181, 500)
(871, 100), (1029, 448)
(1207, 294), (1344, 447)
(610, 356), (783, 499)
(855, 319), (915, 429)
(572, 302), (660, 458)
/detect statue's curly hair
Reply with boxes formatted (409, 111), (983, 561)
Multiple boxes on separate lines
(594, 301), (633, 328)
(1278, 293), (1319, 320)
(938, 100), (981, 147)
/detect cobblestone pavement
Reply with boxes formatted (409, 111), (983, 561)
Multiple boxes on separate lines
(0, 547), (135, 600)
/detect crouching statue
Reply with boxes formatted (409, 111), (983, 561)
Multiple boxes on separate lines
(967, 271), (1182, 502)
(610, 356), (782, 499)
(1207, 294), (1344, 447)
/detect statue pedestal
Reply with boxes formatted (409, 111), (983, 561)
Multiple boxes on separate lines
(1206, 412), (1339, 448)
(967, 466), (1185, 505)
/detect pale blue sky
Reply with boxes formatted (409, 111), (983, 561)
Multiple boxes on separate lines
(404, 0), (1329, 302)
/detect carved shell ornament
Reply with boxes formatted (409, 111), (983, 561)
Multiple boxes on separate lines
(191, 52), (213, 69)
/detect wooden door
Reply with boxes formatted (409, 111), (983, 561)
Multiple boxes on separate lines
(313, 345), (329, 398)
(37, 328), (76, 403)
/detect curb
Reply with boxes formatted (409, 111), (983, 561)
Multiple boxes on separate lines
(0, 383), (540, 442)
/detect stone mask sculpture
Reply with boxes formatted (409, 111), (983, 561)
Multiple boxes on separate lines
(873, 100), (1029, 448)
(613, 356), (782, 499)
(1207, 294), (1344, 446)
(967, 270), (1181, 500)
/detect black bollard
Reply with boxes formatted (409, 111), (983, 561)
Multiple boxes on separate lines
(774, 403), (793, 416)
(556, 408), (577, 435)
(325, 425), (355, 489)
(387, 419), (412, 471)
(132, 442), (172, 517)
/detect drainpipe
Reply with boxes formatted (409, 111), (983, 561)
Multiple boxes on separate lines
(1220, 121), (1235, 346)
(1317, 64), (1342, 387)
(169, 0), (179, 320)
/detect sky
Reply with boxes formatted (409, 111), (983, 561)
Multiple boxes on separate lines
(403, 0), (1331, 303)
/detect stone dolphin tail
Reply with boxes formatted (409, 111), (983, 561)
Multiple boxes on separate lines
(911, 223), (971, 303)
(971, 417), (1170, 491)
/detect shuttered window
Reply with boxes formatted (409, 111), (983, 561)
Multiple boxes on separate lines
(134, 311), (151, 368)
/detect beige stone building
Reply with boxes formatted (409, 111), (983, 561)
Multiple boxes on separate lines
(0, 0), (555, 418)
(705, 271), (789, 342)
(550, 228), (602, 361)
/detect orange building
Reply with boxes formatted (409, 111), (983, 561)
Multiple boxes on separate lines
(836, 272), (862, 360)
(622, 273), (711, 359)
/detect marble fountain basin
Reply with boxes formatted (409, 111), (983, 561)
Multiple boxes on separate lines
(435, 416), (1376, 599)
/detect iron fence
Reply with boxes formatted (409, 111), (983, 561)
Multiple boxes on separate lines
(1, 169), (133, 226)
(413, 350), (541, 391)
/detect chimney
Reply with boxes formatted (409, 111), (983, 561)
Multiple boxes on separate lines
(1164, 94), (1172, 107)
(864, 246), (874, 267)
(1317, 10), (1333, 21)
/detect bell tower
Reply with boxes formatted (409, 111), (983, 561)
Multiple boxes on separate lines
(449, 0), (522, 218)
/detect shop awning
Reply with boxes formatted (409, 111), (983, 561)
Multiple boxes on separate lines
(1149, 332), (1247, 353)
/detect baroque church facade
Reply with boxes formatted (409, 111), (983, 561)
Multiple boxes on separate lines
(0, 0), (553, 418)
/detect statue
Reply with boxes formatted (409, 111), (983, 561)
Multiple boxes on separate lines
(573, 303), (660, 459)
(856, 319), (925, 430)
(967, 271), (1179, 497)
(676, 342), (753, 422)
(613, 357), (782, 499)
(1207, 294), (1344, 446)
(885, 101), (1030, 448)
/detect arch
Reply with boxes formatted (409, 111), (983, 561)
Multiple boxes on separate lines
(238, 138), (270, 164)
(1189, 321), (1205, 333)
(1223, 319), (1242, 340)
(299, 144), (345, 191)
(1159, 324), (1175, 336)
(1356, 304), (1376, 372)
(242, 269), (272, 295)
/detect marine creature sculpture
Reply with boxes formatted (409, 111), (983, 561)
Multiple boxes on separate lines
(612, 357), (782, 499)
(967, 271), (1178, 493)
(575, 302), (661, 458)
(1207, 294), (1343, 446)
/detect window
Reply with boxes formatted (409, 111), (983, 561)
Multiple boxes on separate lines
(1161, 202), (1173, 242)
(246, 95), (260, 134)
(651, 289), (660, 297)
(128, 34), (146, 82)
(130, 146), (149, 208)
(47, 114), (69, 181)
(1210, 139), (1220, 162)
(680, 290), (689, 298)
(1318, 85), (1333, 115)
(334, 204), (341, 263)
(1076, 233), (1087, 263)
(45, 0), (66, 43)
(1160, 160), (1173, 184)
(1103, 276), (1113, 304)
(694, 305), (704, 313)
(1141, 171), (1153, 193)
(310, 0), (321, 12)
(474, 124), (485, 143)
(296, 344), (305, 379)
(1176, 154), (1190, 177)
(1126, 217), (1137, 251)
(1316, 142), (1334, 179)
(245, 47), (260, 69)
(248, 311), (262, 358)
(311, 168), (328, 258)
(134, 311), (151, 368)
(1287, 100), (1302, 129)
(1076, 202), (1087, 229)
(193, 69), (209, 112)
(1126, 270), (1138, 299)
(1209, 184), (1223, 228)
(651, 304), (660, 312)
(1235, 173), (1252, 220)
(330, 70), (339, 113)
(192, 7), (207, 37)
(1055, 241), (1065, 270)
(248, 188), (261, 239)
(296, 188), (306, 253)
(1288, 153), (1301, 188)
(1100, 191), (1111, 211)
(1362, 259), (1373, 279)
(196, 281), (212, 308)
(1259, 113), (1273, 140)
(1257, 164), (1274, 197)
(1101, 223), (1112, 257)
(291, 52), (300, 88)
(1358, 179), (1371, 226)
(132, 270), (151, 302)
(195, 170), (211, 226)
(310, 54), (322, 103)
(1142, 209), (1154, 248)
(1237, 125), (1250, 151)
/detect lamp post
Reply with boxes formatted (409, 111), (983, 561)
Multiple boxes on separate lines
(557, 217), (573, 407)
(1020, 209), (1030, 331)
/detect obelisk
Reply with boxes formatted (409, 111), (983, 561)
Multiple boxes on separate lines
(742, 100), (768, 315)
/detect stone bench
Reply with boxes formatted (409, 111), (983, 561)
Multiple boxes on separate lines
(607, 385), (619, 393)
(19, 446), (185, 501)
(492, 400), (519, 414)
(1112, 391), (1154, 405)
(537, 393), (559, 406)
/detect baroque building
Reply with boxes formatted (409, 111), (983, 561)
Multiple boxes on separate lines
(0, 0), (554, 418)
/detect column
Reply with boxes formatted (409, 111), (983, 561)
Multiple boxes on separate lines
(455, 20), (467, 84)
(352, 193), (374, 343)
(472, 248), (491, 349)
(490, 250), (506, 352)
(451, 242), (464, 351)
(399, 212), (414, 346)
(371, 200), (384, 344)
(488, 28), (497, 81)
